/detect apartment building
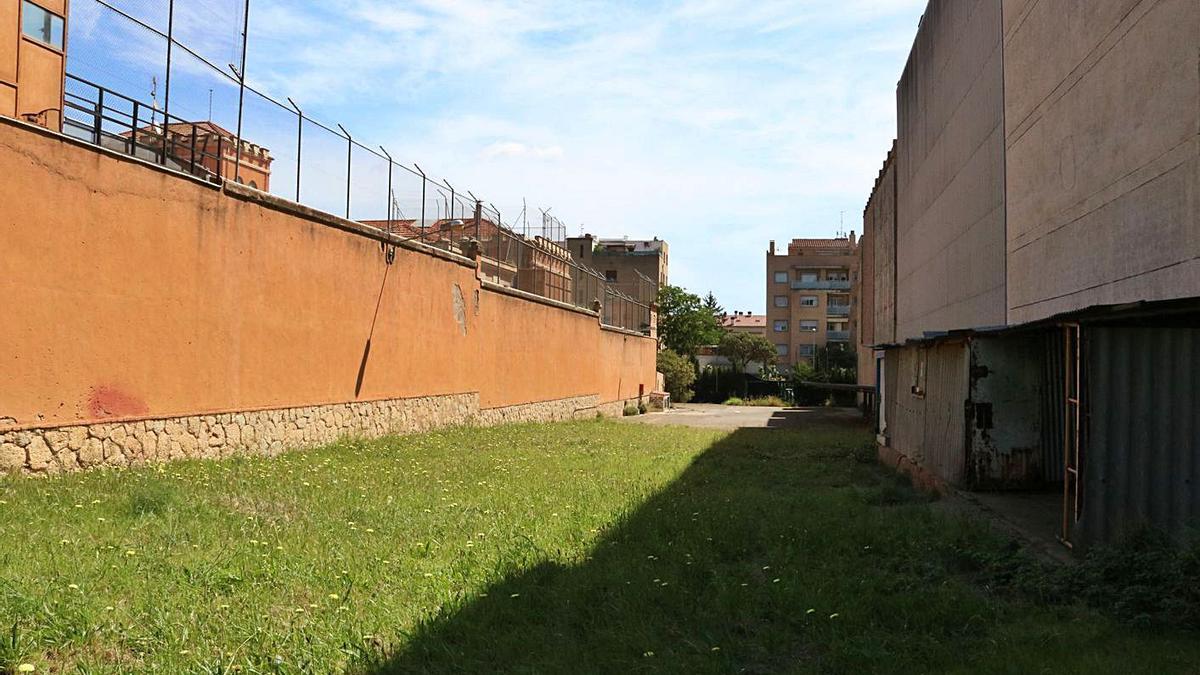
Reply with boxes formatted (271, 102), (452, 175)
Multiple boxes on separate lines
(765, 236), (858, 366)
(861, 0), (1199, 550)
(564, 234), (667, 305)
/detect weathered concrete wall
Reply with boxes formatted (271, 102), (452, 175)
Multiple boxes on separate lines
(0, 118), (656, 472)
(966, 334), (1055, 488)
(1004, 0), (1200, 323)
(895, 0), (1007, 341)
(868, 145), (897, 347)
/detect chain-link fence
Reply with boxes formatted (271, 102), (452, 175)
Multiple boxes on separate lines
(61, 0), (653, 333)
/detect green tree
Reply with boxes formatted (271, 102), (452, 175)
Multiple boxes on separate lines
(717, 332), (776, 395)
(656, 285), (722, 357)
(657, 349), (697, 403)
(702, 292), (724, 320)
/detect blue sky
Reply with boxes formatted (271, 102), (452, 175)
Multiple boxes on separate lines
(70, 0), (927, 313)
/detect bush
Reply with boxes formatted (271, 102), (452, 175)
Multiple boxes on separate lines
(657, 349), (696, 403)
(637, 403), (647, 415)
(623, 404), (640, 416)
(723, 396), (787, 407)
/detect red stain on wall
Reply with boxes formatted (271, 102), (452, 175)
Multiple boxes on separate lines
(87, 386), (150, 419)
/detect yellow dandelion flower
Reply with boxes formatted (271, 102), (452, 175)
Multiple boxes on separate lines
(18, 664), (36, 672)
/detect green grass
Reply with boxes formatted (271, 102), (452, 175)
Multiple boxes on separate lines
(0, 420), (1197, 674)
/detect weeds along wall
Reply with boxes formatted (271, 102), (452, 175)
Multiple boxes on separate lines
(0, 119), (657, 473)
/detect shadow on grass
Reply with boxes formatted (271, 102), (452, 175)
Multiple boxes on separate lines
(357, 420), (890, 674)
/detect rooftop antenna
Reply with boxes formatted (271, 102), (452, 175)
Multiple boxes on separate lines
(207, 89), (213, 120)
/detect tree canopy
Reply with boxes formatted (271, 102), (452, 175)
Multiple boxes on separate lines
(717, 331), (777, 376)
(656, 285), (723, 357)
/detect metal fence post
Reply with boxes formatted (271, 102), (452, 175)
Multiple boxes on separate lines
(92, 89), (103, 144)
(338, 124), (352, 219)
(162, 0), (175, 165)
(232, 0), (250, 184)
(414, 164), (427, 242)
(288, 98), (302, 202)
(380, 146), (394, 233)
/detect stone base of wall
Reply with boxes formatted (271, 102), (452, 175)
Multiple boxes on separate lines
(0, 392), (639, 475)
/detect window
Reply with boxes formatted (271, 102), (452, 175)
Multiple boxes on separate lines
(605, 270), (618, 282)
(21, 2), (64, 50)
(828, 270), (849, 281)
(776, 344), (789, 357)
(828, 321), (847, 332)
(773, 271), (788, 283)
(773, 320), (788, 333)
(797, 344), (815, 357)
(828, 295), (850, 307)
(799, 320), (818, 332)
(799, 272), (818, 283)
(773, 295), (788, 308)
(799, 295), (818, 307)
(911, 347), (927, 397)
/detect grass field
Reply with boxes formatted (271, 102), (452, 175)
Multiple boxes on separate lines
(1, 419), (1198, 673)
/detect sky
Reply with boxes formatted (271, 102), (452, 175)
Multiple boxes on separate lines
(69, 0), (928, 313)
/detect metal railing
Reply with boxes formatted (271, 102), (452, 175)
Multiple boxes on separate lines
(64, 74), (227, 183)
(792, 280), (852, 291)
(827, 330), (852, 342)
(827, 305), (851, 317)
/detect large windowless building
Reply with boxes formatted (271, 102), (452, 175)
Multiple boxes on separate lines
(858, 0), (1199, 550)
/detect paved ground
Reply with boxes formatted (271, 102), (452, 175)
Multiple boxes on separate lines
(623, 403), (865, 430)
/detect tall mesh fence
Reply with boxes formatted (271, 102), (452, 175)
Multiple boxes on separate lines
(61, 0), (654, 333)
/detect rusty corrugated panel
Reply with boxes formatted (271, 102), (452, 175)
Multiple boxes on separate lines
(1077, 326), (1200, 548)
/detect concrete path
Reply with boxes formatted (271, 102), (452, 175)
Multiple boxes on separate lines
(621, 403), (864, 430)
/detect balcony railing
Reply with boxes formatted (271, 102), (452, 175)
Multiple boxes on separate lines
(827, 305), (851, 317)
(791, 280), (851, 291)
(827, 330), (851, 342)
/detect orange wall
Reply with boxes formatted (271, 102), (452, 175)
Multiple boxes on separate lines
(0, 119), (657, 430)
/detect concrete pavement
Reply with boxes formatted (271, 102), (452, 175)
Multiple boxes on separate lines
(621, 403), (864, 430)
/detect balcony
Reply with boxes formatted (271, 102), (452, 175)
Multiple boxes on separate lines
(791, 279), (851, 291)
(827, 305), (851, 317)
(827, 330), (851, 342)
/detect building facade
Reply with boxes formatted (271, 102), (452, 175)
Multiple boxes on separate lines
(720, 312), (766, 337)
(766, 236), (858, 367)
(862, 0), (1200, 550)
(564, 235), (667, 305)
(3, 0), (66, 131)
